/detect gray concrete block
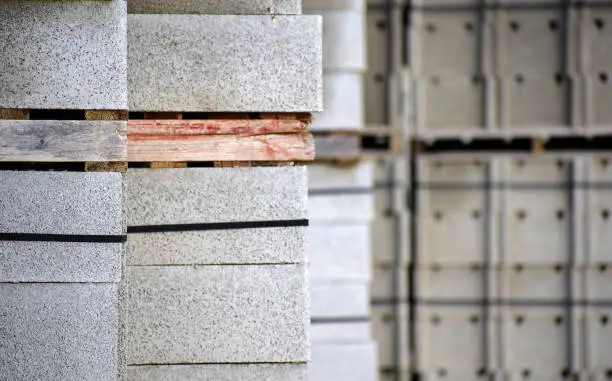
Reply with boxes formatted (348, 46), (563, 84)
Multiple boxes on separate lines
(0, 283), (119, 381)
(307, 9), (366, 70)
(311, 322), (371, 342)
(309, 223), (371, 281)
(311, 281), (369, 319)
(303, 0), (364, 10)
(126, 264), (309, 364)
(309, 194), (374, 221)
(126, 364), (307, 380)
(127, 167), (307, 226)
(309, 343), (378, 381)
(311, 72), (364, 130)
(0, 171), (124, 235)
(308, 161), (374, 189)
(128, 0), (301, 14)
(127, 227), (305, 265)
(0, 241), (121, 283)
(0, 1), (127, 110)
(128, 15), (322, 112)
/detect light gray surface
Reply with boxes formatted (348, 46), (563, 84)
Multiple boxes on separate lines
(311, 72), (364, 130)
(309, 343), (378, 381)
(311, 281), (369, 319)
(0, 1), (127, 110)
(128, 0), (301, 14)
(308, 161), (374, 189)
(126, 364), (307, 380)
(0, 241), (121, 283)
(126, 264), (309, 364)
(303, 0), (364, 10)
(127, 167), (307, 226)
(127, 227), (305, 265)
(0, 283), (119, 381)
(128, 15), (322, 112)
(311, 322), (371, 342)
(309, 223), (371, 281)
(0, 171), (124, 235)
(309, 194), (374, 221)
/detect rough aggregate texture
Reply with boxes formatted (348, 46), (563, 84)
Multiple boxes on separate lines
(0, 1), (127, 109)
(126, 364), (307, 380)
(0, 241), (121, 282)
(128, 15), (322, 112)
(0, 171), (124, 235)
(127, 167), (307, 225)
(0, 283), (119, 381)
(126, 264), (309, 364)
(127, 227), (306, 265)
(128, 0), (301, 14)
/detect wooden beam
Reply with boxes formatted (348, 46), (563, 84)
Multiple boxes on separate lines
(0, 120), (127, 162)
(128, 119), (307, 136)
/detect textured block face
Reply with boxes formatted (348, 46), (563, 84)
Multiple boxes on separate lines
(128, 0), (301, 14)
(126, 364), (307, 381)
(126, 265), (309, 364)
(0, 1), (127, 110)
(309, 343), (378, 381)
(128, 15), (322, 112)
(0, 171), (124, 235)
(311, 282), (369, 319)
(127, 167), (307, 226)
(0, 283), (119, 381)
(0, 241), (121, 283)
(127, 227), (306, 265)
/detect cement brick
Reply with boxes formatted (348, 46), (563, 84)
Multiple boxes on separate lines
(311, 322), (371, 342)
(0, 241), (121, 283)
(126, 264), (309, 364)
(309, 343), (378, 381)
(127, 227), (305, 265)
(128, 0), (301, 14)
(127, 167), (307, 226)
(311, 72), (364, 130)
(0, 1), (127, 110)
(0, 283), (119, 381)
(0, 171), (123, 235)
(306, 9), (366, 70)
(309, 194), (374, 221)
(309, 161), (374, 189)
(128, 15), (322, 112)
(126, 364), (307, 380)
(311, 281), (369, 319)
(309, 223), (371, 281)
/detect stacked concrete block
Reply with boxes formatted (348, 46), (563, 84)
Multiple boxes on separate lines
(304, 0), (366, 131)
(0, 2), (128, 380)
(124, 167), (309, 380)
(308, 161), (379, 380)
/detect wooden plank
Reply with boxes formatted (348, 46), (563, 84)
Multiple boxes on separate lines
(0, 120), (127, 162)
(128, 132), (314, 162)
(214, 161), (252, 167)
(128, 119), (307, 136)
(85, 161), (128, 173)
(85, 110), (129, 121)
(0, 109), (29, 120)
(149, 162), (188, 168)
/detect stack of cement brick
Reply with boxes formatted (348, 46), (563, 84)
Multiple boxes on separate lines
(308, 162), (378, 381)
(123, 1), (321, 380)
(0, 1), (128, 380)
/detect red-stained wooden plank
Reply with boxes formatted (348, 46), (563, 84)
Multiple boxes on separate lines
(128, 119), (307, 136)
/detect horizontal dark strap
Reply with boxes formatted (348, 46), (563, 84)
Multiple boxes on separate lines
(128, 219), (309, 233)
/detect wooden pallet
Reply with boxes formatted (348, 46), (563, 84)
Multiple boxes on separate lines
(0, 108), (128, 172)
(127, 112), (314, 167)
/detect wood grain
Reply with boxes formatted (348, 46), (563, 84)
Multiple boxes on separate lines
(0, 109), (29, 120)
(0, 120), (127, 162)
(128, 119), (307, 136)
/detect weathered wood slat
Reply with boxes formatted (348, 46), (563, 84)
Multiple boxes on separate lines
(0, 120), (127, 162)
(128, 119), (307, 136)
(128, 132), (314, 162)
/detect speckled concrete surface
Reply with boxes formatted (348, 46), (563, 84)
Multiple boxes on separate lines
(126, 364), (307, 380)
(127, 167), (307, 226)
(127, 227), (306, 265)
(0, 171), (124, 235)
(128, 15), (322, 112)
(0, 241), (121, 283)
(0, 283), (119, 381)
(0, 1), (127, 110)
(311, 281), (369, 319)
(309, 343), (377, 381)
(128, 0), (301, 14)
(125, 264), (309, 364)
